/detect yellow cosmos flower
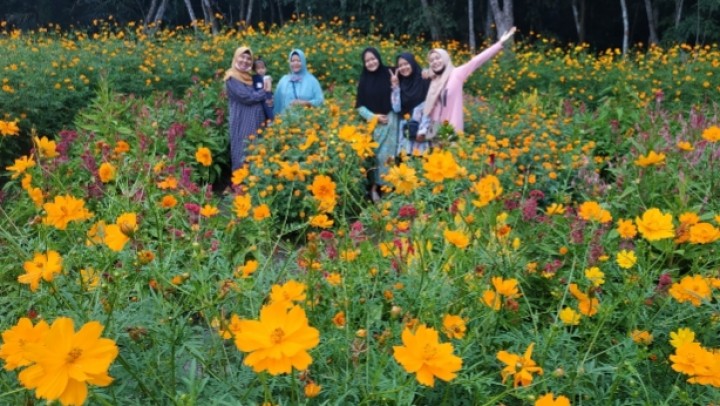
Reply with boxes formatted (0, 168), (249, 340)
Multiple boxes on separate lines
(568, 284), (599, 316)
(392, 324), (463, 387)
(535, 393), (571, 406)
(676, 141), (694, 151)
(545, 203), (566, 215)
(349, 133), (378, 158)
(98, 162), (116, 183)
(157, 176), (178, 190)
(635, 208), (674, 241)
(577, 201), (612, 223)
(384, 163), (418, 195)
(616, 218), (637, 239)
(584, 267), (605, 287)
(482, 276), (521, 311)
(497, 342), (544, 387)
(559, 307), (581, 325)
(441, 314), (467, 340)
(6, 155), (36, 179)
(326, 273), (342, 286)
(277, 161), (310, 182)
(668, 275), (712, 307)
(443, 228), (470, 249)
(304, 381), (322, 398)
(28, 187), (44, 207)
(231, 166), (250, 185)
(616, 250), (637, 269)
(235, 259), (259, 278)
(0, 119), (20, 136)
(195, 147), (212, 166)
(17, 318), (118, 406)
(234, 302), (320, 375)
(669, 328), (696, 349)
(42, 195), (94, 230)
(472, 174), (503, 207)
(0, 318), (50, 370)
(33, 136), (58, 159)
(200, 204), (219, 217)
(634, 150), (666, 167)
(269, 280), (307, 308)
(669, 340), (720, 387)
(701, 125), (720, 142)
(422, 150), (464, 183)
(233, 194), (252, 218)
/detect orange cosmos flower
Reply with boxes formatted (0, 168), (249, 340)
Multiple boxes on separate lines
(577, 201), (612, 223)
(688, 222), (720, 244)
(277, 161), (310, 182)
(634, 150), (666, 167)
(0, 119), (20, 136)
(676, 141), (694, 151)
(200, 204), (219, 217)
(104, 212), (138, 252)
(422, 150), (464, 183)
(441, 314), (467, 339)
(233, 302), (320, 375)
(309, 213), (333, 228)
(18, 250), (63, 292)
(157, 176), (178, 190)
(42, 195), (93, 230)
(114, 140), (130, 154)
(497, 342), (544, 387)
(160, 195), (177, 208)
(304, 381), (322, 398)
(482, 276), (521, 311)
(235, 259), (259, 278)
(392, 324), (463, 387)
(6, 155), (35, 179)
(616, 218), (637, 239)
(17, 318), (118, 406)
(33, 136), (58, 159)
(331, 311), (346, 328)
(631, 330), (653, 345)
(668, 275), (712, 307)
(233, 194), (252, 218)
(384, 163), (418, 195)
(472, 174), (503, 207)
(232, 166), (250, 185)
(0, 318), (50, 370)
(535, 393), (571, 406)
(443, 228), (470, 249)
(701, 125), (720, 142)
(98, 162), (116, 183)
(635, 208), (674, 241)
(252, 204), (271, 220)
(195, 147), (212, 166)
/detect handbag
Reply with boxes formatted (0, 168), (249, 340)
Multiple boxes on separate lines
(402, 119), (420, 141)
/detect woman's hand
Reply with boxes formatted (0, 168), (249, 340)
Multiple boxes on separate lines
(390, 69), (399, 88)
(500, 27), (516, 44)
(376, 114), (388, 124)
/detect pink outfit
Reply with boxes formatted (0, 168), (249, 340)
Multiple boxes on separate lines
(428, 42), (504, 133)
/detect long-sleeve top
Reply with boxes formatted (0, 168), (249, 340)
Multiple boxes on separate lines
(274, 74), (324, 115)
(424, 42), (504, 134)
(226, 77), (266, 170)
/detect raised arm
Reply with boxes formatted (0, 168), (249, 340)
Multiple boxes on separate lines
(453, 27), (516, 83)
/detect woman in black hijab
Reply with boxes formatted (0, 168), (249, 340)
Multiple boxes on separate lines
(391, 52), (431, 155)
(356, 47), (398, 203)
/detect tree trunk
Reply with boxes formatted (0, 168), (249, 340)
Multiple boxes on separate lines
(419, 0), (441, 41)
(644, 0), (659, 45)
(468, 0), (476, 51)
(571, 0), (586, 43)
(620, 0), (629, 54)
(201, 0), (219, 34)
(484, 3), (494, 39)
(674, 0), (684, 30)
(276, 0), (284, 25)
(246, 0), (254, 25)
(183, 0), (198, 32)
(488, 0), (514, 43)
(144, 0), (159, 27)
(154, 0), (169, 25)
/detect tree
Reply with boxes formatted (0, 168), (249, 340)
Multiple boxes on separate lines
(488, 0), (514, 43)
(644, 0), (659, 44)
(571, 0), (586, 43)
(182, 0), (198, 32)
(620, 0), (629, 53)
(469, 0), (476, 50)
(419, 0), (441, 41)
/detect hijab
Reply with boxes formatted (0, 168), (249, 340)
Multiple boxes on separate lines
(396, 52), (430, 116)
(224, 46), (254, 85)
(288, 49), (308, 82)
(423, 48), (454, 116)
(355, 47), (393, 114)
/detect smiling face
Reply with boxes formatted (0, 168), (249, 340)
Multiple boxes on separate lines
(428, 51), (445, 73)
(290, 54), (302, 73)
(364, 51), (379, 72)
(397, 57), (412, 77)
(234, 52), (253, 72)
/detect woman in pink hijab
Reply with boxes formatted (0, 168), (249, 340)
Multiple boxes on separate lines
(417, 27), (516, 141)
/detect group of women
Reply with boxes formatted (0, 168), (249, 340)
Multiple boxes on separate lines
(224, 27), (516, 202)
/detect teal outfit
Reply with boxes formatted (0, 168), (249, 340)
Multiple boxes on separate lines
(274, 49), (324, 115)
(357, 107), (399, 186)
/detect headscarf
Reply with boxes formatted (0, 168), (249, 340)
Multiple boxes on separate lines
(288, 49), (308, 82)
(396, 52), (430, 116)
(224, 46), (254, 85)
(355, 47), (393, 114)
(423, 48), (454, 116)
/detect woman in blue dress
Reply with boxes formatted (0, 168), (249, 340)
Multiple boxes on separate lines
(274, 49), (324, 116)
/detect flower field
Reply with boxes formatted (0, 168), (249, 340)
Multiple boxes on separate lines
(1, 19), (720, 405)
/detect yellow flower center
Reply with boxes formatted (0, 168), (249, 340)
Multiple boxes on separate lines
(66, 347), (82, 363)
(270, 328), (285, 344)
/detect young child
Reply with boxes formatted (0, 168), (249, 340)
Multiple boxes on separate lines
(253, 57), (274, 123)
